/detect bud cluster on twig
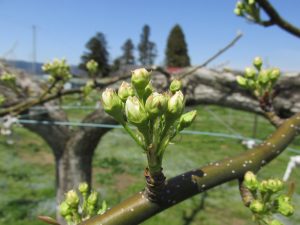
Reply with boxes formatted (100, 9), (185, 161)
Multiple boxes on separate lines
(243, 171), (295, 225)
(101, 68), (197, 178)
(236, 57), (280, 112)
(234, 0), (261, 23)
(57, 183), (107, 225)
(42, 59), (72, 83)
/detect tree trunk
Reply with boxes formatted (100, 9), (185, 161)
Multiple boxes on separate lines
(55, 143), (94, 223)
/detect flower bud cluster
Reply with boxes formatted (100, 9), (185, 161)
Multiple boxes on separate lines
(101, 68), (196, 175)
(0, 94), (5, 105)
(42, 59), (72, 82)
(236, 57), (281, 98)
(0, 72), (16, 87)
(234, 0), (261, 23)
(86, 59), (98, 76)
(59, 182), (107, 224)
(243, 171), (294, 224)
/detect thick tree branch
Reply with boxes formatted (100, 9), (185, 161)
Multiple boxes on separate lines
(81, 112), (300, 225)
(256, 0), (300, 38)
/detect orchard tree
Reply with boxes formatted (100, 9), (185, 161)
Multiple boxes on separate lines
(165, 24), (190, 67)
(121, 39), (135, 65)
(138, 24), (157, 66)
(79, 32), (110, 77)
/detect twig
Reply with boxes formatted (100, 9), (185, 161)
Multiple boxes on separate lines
(256, 0), (300, 38)
(177, 32), (243, 80)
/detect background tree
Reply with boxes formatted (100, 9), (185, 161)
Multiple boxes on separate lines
(79, 32), (110, 77)
(121, 39), (135, 65)
(165, 24), (190, 67)
(138, 24), (157, 66)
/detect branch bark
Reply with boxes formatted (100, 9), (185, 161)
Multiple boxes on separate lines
(256, 0), (300, 38)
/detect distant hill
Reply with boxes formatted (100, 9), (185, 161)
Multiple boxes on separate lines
(3, 59), (85, 76)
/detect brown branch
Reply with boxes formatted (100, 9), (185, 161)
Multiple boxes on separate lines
(81, 112), (300, 225)
(177, 32), (243, 80)
(256, 0), (300, 38)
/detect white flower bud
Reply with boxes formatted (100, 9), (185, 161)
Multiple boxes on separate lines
(125, 96), (148, 126)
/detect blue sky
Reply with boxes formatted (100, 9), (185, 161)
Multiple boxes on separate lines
(0, 0), (300, 71)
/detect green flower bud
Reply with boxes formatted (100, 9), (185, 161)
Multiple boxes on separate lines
(244, 67), (256, 79)
(131, 68), (151, 91)
(234, 8), (243, 16)
(269, 68), (280, 81)
(78, 182), (89, 194)
(0, 72), (16, 83)
(269, 220), (283, 225)
(236, 1), (244, 9)
(236, 76), (248, 88)
(87, 191), (98, 206)
(145, 92), (167, 118)
(253, 57), (263, 70)
(167, 91), (184, 118)
(125, 96), (148, 126)
(144, 83), (154, 100)
(259, 180), (269, 193)
(118, 81), (134, 102)
(258, 70), (269, 85)
(86, 59), (98, 75)
(243, 171), (258, 191)
(249, 200), (264, 213)
(266, 179), (283, 193)
(59, 201), (71, 217)
(101, 88), (124, 122)
(246, 79), (256, 89)
(0, 95), (5, 105)
(169, 79), (182, 93)
(177, 110), (197, 131)
(42, 59), (72, 81)
(275, 195), (294, 216)
(248, 0), (255, 5)
(65, 190), (79, 208)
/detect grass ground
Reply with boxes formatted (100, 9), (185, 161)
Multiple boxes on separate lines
(0, 105), (299, 225)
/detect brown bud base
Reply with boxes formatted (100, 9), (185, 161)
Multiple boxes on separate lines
(144, 167), (166, 203)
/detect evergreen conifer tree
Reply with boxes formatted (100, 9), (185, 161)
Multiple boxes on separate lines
(79, 32), (110, 77)
(138, 25), (157, 66)
(165, 24), (190, 67)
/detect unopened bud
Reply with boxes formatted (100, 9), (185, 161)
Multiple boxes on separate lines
(266, 179), (283, 193)
(118, 81), (134, 102)
(59, 201), (71, 217)
(259, 180), (268, 193)
(170, 79), (182, 93)
(125, 96), (148, 126)
(236, 76), (247, 88)
(269, 220), (283, 225)
(86, 59), (98, 75)
(253, 57), (263, 70)
(101, 88), (124, 122)
(131, 68), (151, 91)
(249, 200), (264, 213)
(275, 195), (294, 216)
(244, 67), (256, 79)
(234, 8), (243, 16)
(65, 190), (79, 208)
(78, 182), (89, 194)
(167, 91), (184, 118)
(269, 68), (280, 81)
(177, 110), (197, 131)
(236, 1), (244, 9)
(87, 191), (98, 206)
(258, 70), (269, 85)
(243, 171), (258, 191)
(145, 92), (167, 118)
